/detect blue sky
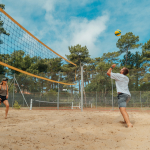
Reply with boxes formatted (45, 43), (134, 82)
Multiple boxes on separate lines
(0, 0), (150, 59)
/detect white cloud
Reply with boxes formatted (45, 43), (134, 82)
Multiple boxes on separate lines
(42, 0), (56, 12)
(43, 13), (109, 58)
(70, 15), (109, 52)
(41, 0), (109, 58)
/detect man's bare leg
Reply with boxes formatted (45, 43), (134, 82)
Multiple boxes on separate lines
(3, 100), (9, 119)
(119, 110), (126, 123)
(119, 107), (133, 127)
(119, 100), (130, 124)
(120, 110), (129, 124)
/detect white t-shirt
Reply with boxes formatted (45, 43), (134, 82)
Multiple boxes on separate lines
(111, 72), (131, 96)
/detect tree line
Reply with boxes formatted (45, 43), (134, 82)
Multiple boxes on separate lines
(0, 4), (150, 97)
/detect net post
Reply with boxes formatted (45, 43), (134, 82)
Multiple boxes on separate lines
(81, 66), (83, 112)
(140, 91), (142, 109)
(71, 102), (73, 109)
(30, 99), (33, 110)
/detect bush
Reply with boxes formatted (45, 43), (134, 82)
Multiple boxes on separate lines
(13, 101), (21, 109)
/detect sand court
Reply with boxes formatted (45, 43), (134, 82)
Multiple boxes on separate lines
(0, 109), (150, 150)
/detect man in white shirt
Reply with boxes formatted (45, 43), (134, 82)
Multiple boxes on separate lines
(107, 64), (133, 128)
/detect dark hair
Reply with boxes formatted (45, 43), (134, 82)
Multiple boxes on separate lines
(0, 78), (8, 85)
(123, 68), (129, 75)
(2, 78), (8, 81)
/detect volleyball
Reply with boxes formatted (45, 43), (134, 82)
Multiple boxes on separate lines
(114, 29), (121, 36)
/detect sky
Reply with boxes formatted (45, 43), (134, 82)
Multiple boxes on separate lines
(0, 0), (150, 59)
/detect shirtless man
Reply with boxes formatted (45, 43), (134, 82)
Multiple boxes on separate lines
(107, 64), (133, 128)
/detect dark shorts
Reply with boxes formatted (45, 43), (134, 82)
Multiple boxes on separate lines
(0, 96), (7, 103)
(117, 93), (130, 108)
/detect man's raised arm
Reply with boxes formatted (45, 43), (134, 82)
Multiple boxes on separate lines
(107, 64), (116, 76)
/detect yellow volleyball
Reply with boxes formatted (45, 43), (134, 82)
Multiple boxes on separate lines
(114, 29), (121, 36)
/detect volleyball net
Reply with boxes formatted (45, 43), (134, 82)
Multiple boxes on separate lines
(0, 8), (76, 85)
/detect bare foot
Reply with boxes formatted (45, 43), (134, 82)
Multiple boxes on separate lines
(127, 123), (133, 128)
(5, 116), (7, 119)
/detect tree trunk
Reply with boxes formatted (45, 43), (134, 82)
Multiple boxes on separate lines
(125, 47), (128, 66)
(135, 72), (138, 91)
(79, 79), (80, 94)
(42, 81), (43, 95)
(71, 85), (73, 96)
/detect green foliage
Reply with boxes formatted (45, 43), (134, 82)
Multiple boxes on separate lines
(0, 4), (5, 9)
(116, 32), (142, 65)
(0, 27), (10, 35)
(44, 89), (57, 97)
(101, 51), (120, 64)
(85, 51), (120, 93)
(116, 32), (141, 53)
(13, 101), (21, 109)
(120, 51), (144, 69)
(65, 44), (91, 94)
(139, 82), (150, 91)
(120, 51), (145, 91)
(142, 40), (150, 63)
(66, 44), (91, 68)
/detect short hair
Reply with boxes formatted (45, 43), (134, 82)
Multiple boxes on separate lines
(123, 68), (129, 75)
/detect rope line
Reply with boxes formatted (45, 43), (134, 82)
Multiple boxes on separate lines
(0, 61), (76, 85)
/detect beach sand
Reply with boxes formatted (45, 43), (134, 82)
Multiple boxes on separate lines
(0, 108), (150, 150)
